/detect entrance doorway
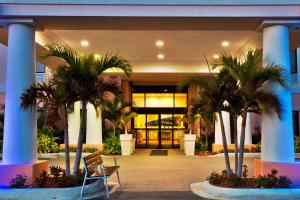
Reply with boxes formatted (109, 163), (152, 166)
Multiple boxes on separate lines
(134, 113), (185, 148)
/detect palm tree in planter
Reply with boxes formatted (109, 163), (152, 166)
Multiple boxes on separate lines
(21, 68), (77, 176)
(102, 95), (137, 155)
(43, 44), (132, 175)
(181, 75), (233, 175)
(216, 49), (285, 177)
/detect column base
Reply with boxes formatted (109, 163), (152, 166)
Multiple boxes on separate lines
(212, 144), (256, 153)
(254, 159), (300, 186)
(0, 160), (48, 186)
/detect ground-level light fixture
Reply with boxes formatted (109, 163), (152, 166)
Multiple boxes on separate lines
(158, 54), (165, 59)
(222, 41), (229, 47)
(81, 40), (89, 47)
(156, 40), (164, 47)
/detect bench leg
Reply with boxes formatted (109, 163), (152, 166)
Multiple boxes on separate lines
(116, 169), (121, 186)
(80, 177), (87, 198)
(104, 178), (110, 198)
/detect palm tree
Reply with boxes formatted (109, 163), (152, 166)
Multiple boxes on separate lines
(183, 112), (200, 135)
(21, 73), (76, 176)
(43, 44), (132, 176)
(180, 76), (233, 176)
(216, 49), (285, 177)
(191, 97), (216, 151)
(102, 95), (136, 135)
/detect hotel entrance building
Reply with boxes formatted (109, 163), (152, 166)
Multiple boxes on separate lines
(1, 0), (300, 185)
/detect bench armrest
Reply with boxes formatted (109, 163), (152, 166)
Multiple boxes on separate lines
(101, 155), (119, 166)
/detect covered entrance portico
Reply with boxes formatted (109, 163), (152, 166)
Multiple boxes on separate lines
(1, 0), (300, 186)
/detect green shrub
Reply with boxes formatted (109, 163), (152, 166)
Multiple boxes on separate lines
(195, 138), (207, 152)
(277, 176), (292, 188)
(226, 174), (241, 187)
(295, 136), (300, 153)
(59, 146), (77, 152)
(38, 126), (59, 153)
(34, 166), (85, 188)
(10, 174), (28, 188)
(104, 132), (121, 154)
(207, 172), (223, 185)
(83, 147), (98, 153)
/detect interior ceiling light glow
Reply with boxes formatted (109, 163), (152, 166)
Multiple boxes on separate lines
(157, 54), (165, 59)
(156, 40), (164, 47)
(222, 41), (229, 47)
(81, 40), (89, 46)
(213, 54), (220, 59)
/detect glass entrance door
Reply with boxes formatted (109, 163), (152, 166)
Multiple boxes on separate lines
(135, 113), (185, 148)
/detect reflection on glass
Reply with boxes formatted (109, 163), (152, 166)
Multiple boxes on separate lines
(136, 130), (146, 147)
(161, 129), (172, 147)
(132, 93), (144, 107)
(161, 114), (173, 129)
(147, 130), (159, 147)
(147, 114), (159, 128)
(134, 114), (146, 128)
(173, 114), (185, 129)
(146, 93), (173, 107)
(173, 130), (184, 145)
(175, 93), (187, 107)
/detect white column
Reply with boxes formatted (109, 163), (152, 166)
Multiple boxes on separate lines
(3, 24), (36, 164)
(68, 101), (80, 144)
(215, 111), (231, 144)
(86, 103), (102, 144)
(237, 114), (253, 145)
(261, 25), (295, 162)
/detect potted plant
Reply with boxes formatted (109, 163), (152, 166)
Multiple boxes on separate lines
(183, 113), (199, 155)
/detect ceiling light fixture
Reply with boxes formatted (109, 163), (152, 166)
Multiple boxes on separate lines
(222, 41), (229, 47)
(213, 54), (220, 59)
(164, 89), (168, 92)
(157, 54), (165, 59)
(156, 40), (164, 47)
(81, 40), (89, 47)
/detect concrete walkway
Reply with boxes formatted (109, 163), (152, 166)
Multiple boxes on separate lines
(48, 149), (255, 196)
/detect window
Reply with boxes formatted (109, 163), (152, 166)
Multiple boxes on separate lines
(291, 50), (297, 74)
(293, 111), (299, 136)
(132, 93), (187, 108)
(132, 93), (145, 107)
(36, 63), (46, 83)
(146, 93), (173, 108)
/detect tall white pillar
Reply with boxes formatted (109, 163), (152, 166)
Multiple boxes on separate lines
(237, 114), (253, 145)
(86, 103), (102, 144)
(261, 25), (294, 162)
(68, 101), (80, 144)
(2, 24), (36, 164)
(215, 111), (231, 144)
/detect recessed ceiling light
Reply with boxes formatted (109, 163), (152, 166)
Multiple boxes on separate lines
(156, 40), (164, 47)
(157, 54), (165, 59)
(81, 40), (89, 47)
(213, 54), (220, 59)
(222, 41), (229, 47)
(164, 89), (168, 92)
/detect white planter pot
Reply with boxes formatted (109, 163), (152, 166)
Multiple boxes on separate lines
(131, 138), (136, 154)
(120, 134), (133, 156)
(179, 135), (185, 150)
(184, 134), (196, 156)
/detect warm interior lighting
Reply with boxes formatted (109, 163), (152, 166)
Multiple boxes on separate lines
(213, 54), (220, 59)
(94, 54), (100, 59)
(81, 40), (89, 46)
(157, 54), (165, 59)
(222, 41), (229, 47)
(156, 40), (164, 47)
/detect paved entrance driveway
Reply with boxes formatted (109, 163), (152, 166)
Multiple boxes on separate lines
(48, 149), (255, 199)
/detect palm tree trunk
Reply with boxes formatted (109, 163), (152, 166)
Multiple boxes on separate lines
(205, 122), (210, 150)
(237, 111), (247, 177)
(63, 104), (70, 176)
(218, 111), (232, 176)
(72, 101), (87, 176)
(233, 115), (238, 175)
(124, 124), (128, 134)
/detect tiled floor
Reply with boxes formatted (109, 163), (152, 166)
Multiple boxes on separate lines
(48, 149), (255, 192)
